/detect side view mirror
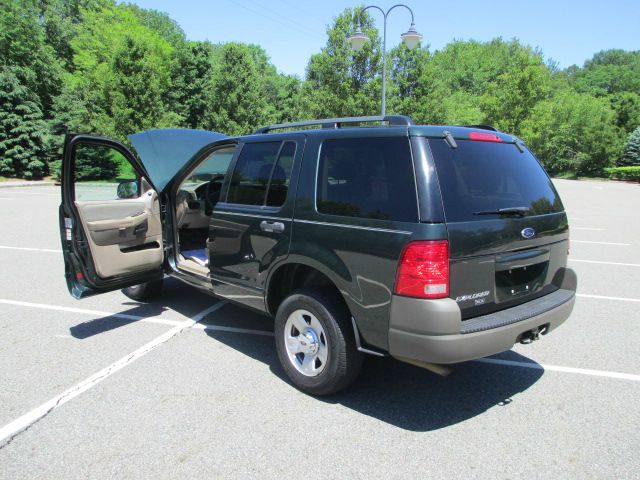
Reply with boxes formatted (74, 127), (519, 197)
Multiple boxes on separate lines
(117, 180), (138, 199)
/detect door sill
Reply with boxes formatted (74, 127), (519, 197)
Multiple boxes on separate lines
(176, 253), (209, 278)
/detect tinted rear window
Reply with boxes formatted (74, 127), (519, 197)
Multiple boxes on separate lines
(429, 139), (563, 222)
(317, 137), (418, 222)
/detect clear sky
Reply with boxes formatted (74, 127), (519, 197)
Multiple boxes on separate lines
(128, 0), (639, 77)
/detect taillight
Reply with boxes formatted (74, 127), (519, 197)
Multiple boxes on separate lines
(469, 131), (502, 143)
(395, 240), (449, 299)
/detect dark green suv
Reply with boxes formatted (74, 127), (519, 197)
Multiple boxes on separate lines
(59, 115), (576, 395)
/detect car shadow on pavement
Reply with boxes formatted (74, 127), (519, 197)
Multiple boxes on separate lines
(323, 351), (544, 431)
(67, 287), (544, 432)
(69, 278), (218, 339)
(201, 306), (544, 432)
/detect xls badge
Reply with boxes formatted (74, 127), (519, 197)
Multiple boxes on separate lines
(521, 227), (536, 239)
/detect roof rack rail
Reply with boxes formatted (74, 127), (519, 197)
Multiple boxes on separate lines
(252, 115), (414, 134)
(460, 124), (498, 132)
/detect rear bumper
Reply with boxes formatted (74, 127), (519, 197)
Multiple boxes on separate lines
(388, 271), (576, 365)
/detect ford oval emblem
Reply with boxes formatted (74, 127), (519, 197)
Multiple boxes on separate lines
(521, 227), (535, 239)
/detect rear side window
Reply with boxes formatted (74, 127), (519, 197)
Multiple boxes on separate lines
(429, 139), (563, 223)
(226, 141), (295, 207)
(316, 137), (418, 222)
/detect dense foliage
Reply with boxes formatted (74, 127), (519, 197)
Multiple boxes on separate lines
(604, 166), (640, 181)
(0, 1), (638, 179)
(620, 127), (640, 166)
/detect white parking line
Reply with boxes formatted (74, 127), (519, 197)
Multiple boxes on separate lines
(0, 191), (59, 196)
(571, 227), (605, 231)
(570, 259), (640, 267)
(0, 299), (183, 327)
(1, 286), (639, 447)
(0, 301), (226, 447)
(576, 293), (640, 303)
(0, 245), (62, 253)
(571, 240), (631, 246)
(474, 358), (640, 382)
(0, 299), (273, 336)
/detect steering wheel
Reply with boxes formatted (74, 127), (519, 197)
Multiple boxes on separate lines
(204, 175), (225, 214)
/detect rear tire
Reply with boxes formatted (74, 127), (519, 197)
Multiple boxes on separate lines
(274, 288), (363, 396)
(121, 278), (163, 302)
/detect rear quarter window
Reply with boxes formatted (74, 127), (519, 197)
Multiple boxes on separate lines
(316, 137), (418, 222)
(429, 139), (564, 223)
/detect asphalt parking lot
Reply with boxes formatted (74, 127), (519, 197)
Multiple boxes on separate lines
(0, 179), (638, 479)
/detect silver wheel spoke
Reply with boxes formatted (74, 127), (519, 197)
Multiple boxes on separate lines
(291, 312), (309, 334)
(286, 335), (302, 354)
(283, 309), (328, 377)
(308, 316), (323, 335)
(300, 353), (317, 375)
(316, 344), (328, 365)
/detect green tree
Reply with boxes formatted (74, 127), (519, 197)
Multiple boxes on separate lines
(111, 35), (178, 137)
(569, 49), (640, 97)
(413, 38), (551, 128)
(621, 127), (640, 166)
(170, 41), (216, 129)
(480, 46), (551, 134)
(388, 43), (430, 116)
(298, 8), (382, 118)
(245, 44), (301, 124)
(36, 0), (110, 70)
(122, 3), (186, 47)
(412, 39), (552, 130)
(0, 0), (63, 113)
(521, 89), (621, 175)
(0, 69), (48, 179)
(205, 43), (271, 135)
(610, 92), (640, 134)
(62, 3), (176, 139)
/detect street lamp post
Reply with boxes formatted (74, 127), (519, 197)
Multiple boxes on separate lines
(348, 4), (422, 116)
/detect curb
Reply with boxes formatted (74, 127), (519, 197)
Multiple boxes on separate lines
(0, 181), (57, 189)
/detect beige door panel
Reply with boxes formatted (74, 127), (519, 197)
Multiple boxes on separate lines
(75, 182), (163, 279)
(85, 210), (149, 246)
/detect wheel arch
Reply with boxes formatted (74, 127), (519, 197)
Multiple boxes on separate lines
(265, 260), (350, 318)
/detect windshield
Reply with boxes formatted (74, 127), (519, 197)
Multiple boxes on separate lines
(429, 139), (563, 223)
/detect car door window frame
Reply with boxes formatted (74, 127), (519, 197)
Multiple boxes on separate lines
(63, 136), (153, 206)
(222, 140), (297, 212)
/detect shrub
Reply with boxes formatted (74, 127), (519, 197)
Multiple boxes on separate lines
(604, 166), (640, 181)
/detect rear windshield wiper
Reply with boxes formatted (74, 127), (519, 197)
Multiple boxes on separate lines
(473, 207), (530, 217)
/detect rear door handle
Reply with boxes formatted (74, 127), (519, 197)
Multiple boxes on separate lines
(260, 221), (285, 233)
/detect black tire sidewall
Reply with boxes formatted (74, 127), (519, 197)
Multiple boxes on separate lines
(274, 289), (360, 395)
(121, 278), (163, 302)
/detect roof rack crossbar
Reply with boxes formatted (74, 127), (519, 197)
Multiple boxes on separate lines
(252, 115), (413, 134)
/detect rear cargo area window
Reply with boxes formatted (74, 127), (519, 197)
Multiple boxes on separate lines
(317, 137), (418, 222)
(429, 139), (563, 223)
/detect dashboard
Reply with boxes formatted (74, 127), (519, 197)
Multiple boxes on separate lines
(175, 177), (225, 230)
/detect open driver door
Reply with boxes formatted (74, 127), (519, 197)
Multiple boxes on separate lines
(59, 135), (164, 299)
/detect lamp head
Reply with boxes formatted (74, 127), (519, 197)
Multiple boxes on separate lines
(348, 24), (369, 51)
(401, 22), (422, 50)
